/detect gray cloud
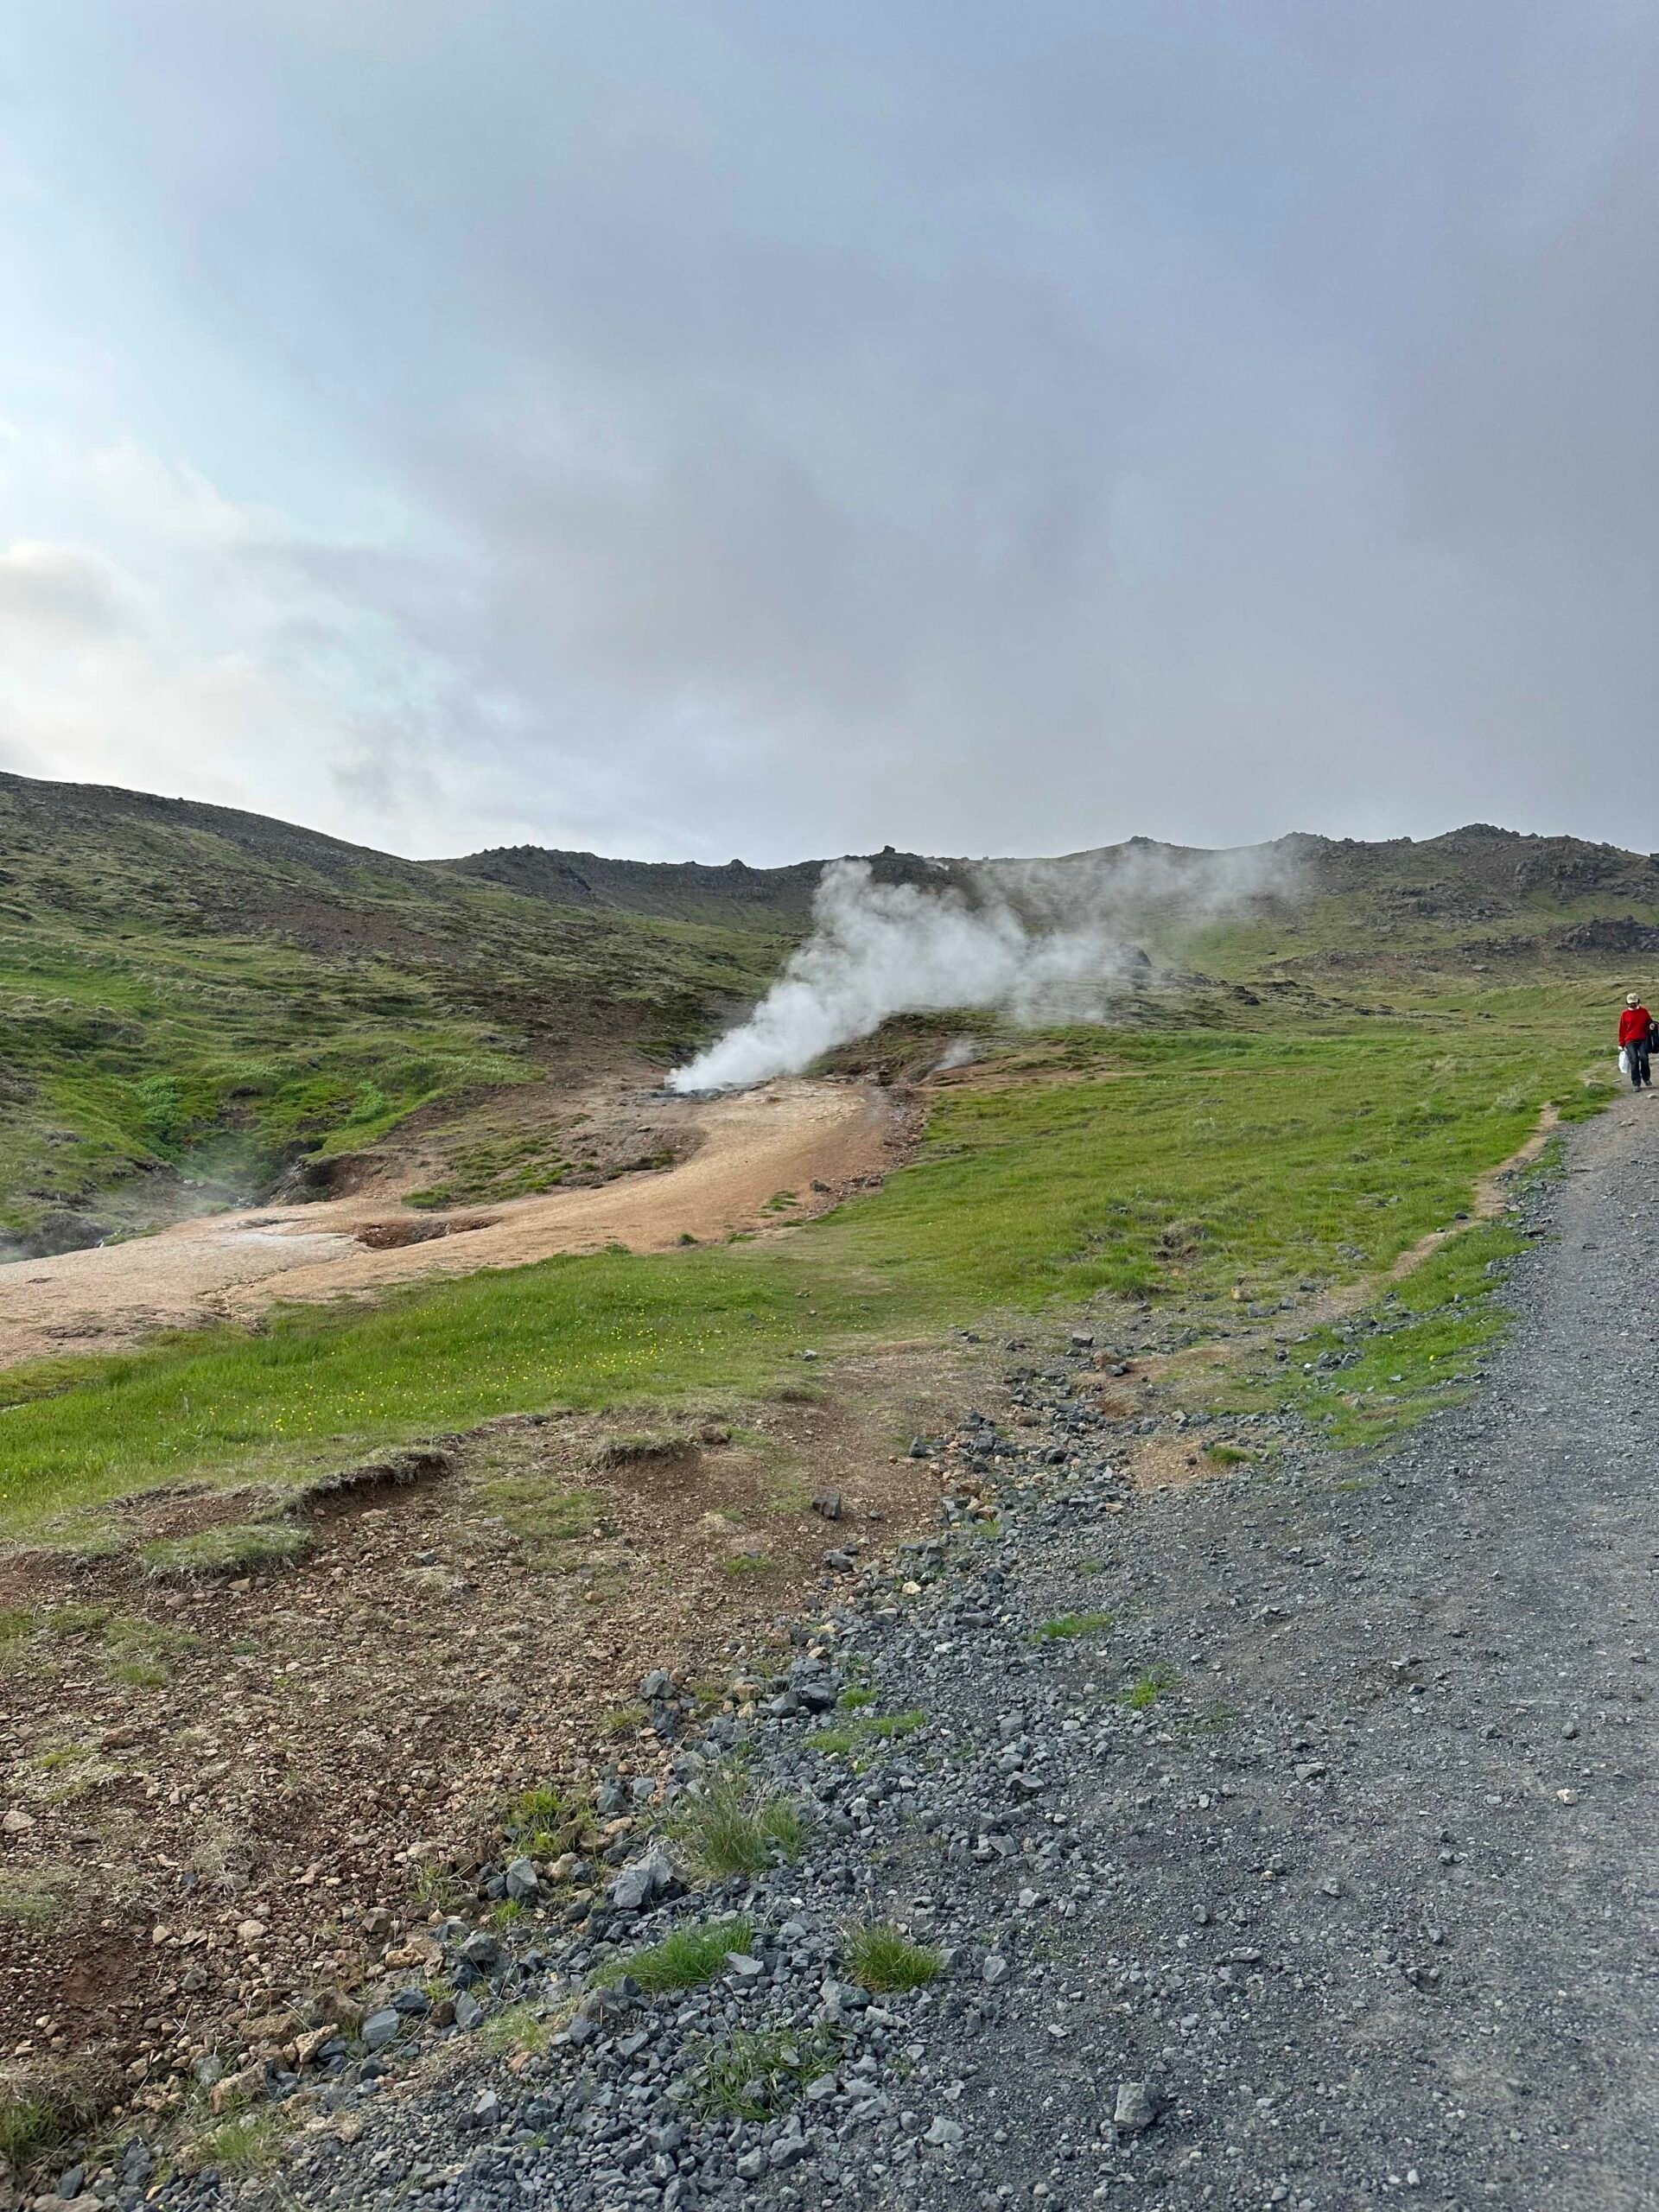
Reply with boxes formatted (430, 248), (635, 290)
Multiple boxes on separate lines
(2, 1), (1656, 858)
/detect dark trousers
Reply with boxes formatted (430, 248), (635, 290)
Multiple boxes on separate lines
(1630, 1039), (1652, 1090)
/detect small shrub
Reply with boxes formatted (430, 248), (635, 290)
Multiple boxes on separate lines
(594, 1916), (753, 1993)
(836, 1687), (877, 1710)
(669, 1769), (809, 1879)
(1205, 1441), (1252, 1466)
(1033, 1611), (1113, 1642)
(139, 1522), (308, 1581)
(844, 1922), (943, 1993)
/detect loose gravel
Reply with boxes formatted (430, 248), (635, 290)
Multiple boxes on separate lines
(131, 1098), (1656, 2212)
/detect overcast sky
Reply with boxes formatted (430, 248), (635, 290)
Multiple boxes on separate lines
(1, 3), (1655, 864)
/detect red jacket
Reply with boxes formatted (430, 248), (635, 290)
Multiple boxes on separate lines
(1619, 1006), (1651, 1046)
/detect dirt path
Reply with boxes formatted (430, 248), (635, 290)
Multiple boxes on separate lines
(0, 1078), (900, 1368)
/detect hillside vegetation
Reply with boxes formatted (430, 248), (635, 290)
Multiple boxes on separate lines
(0, 772), (795, 1254)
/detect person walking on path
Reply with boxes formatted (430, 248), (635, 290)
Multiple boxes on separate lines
(1618, 992), (1652, 1090)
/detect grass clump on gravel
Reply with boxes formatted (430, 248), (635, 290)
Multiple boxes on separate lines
(504, 1782), (595, 1857)
(1033, 1611), (1113, 1641)
(594, 1916), (753, 1993)
(804, 1709), (926, 1758)
(138, 1522), (308, 1580)
(668, 1769), (808, 1879)
(477, 2005), (556, 2058)
(183, 2108), (292, 2176)
(1124, 1662), (1179, 1710)
(843, 1922), (944, 1992)
(690, 2027), (842, 2120)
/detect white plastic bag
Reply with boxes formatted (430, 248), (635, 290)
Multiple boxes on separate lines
(1619, 1047), (1631, 1076)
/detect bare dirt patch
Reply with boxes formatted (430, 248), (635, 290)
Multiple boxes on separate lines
(0, 1348), (972, 2135)
(0, 1077), (910, 1370)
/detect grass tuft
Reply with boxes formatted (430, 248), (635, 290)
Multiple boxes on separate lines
(690, 2027), (841, 2120)
(1123, 1662), (1179, 1710)
(668, 1768), (809, 1879)
(504, 1781), (594, 1857)
(1033, 1611), (1114, 1641)
(593, 1916), (753, 1993)
(477, 2003), (554, 2058)
(843, 1922), (944, 1992)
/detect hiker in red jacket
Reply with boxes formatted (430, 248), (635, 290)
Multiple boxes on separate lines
(1618, 993), (1652, 1090)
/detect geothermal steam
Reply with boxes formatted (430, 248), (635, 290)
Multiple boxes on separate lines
(669, 845), (1281, 1093)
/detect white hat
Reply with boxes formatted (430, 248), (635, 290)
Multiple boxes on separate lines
(1630, 993), (1642, 1006)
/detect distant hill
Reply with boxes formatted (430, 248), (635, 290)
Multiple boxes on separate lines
(4, 769), (1658, 1255)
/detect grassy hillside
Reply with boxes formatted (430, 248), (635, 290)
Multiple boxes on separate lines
(0, 773), (792, 1253)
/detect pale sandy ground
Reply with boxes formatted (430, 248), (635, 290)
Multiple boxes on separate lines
(0, 1078), (898, 1369)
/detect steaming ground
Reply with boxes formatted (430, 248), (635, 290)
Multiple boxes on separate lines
(670, 844), (1289, 1092)
(0, 1079), (902, 1368)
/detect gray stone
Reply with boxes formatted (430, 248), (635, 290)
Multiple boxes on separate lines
(811, 1491), (844, 1520)
(982, 1955), (1010, 1985)
(1113, 2081), (1158, 2134)
(360, 2008), (400, 2051)
(459, 1929), (501, 1969)
(453, 1989), (487, 2032)
(925, 2116), (965, 2148)
(505, 1855), (539, 1900)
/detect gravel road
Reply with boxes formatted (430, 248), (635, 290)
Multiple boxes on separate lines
(133, 1098), (1656, 2212)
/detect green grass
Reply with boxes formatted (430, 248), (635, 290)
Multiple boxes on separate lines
(0, 773), (792, 1250)
(0, 1870), (69, 1927)
(593, 1916), (754, 1993)
(504, 1782), (595, 1858)
(668, 1768), (809, 1879)
(843, 1922), (944, 1992)
(0, 2093), (64, 2174)
(185, 2108), (292, 2176)
(1124, 1662), (1179, 1711)
(0, 1605), (199, 1684)
(0, 988), (1616, 1539)
(836, 1686), (878, 1710)
(473, 1473), (601, 1565)
(1033, 1611), (1114, 1641)
(476, 2003), (556, 2058)
(690, 2027), (842, 2120)
(804, 1708), (927, 1758)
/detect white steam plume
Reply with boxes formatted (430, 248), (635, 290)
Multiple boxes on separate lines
(668, 841), (1288, 1093)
